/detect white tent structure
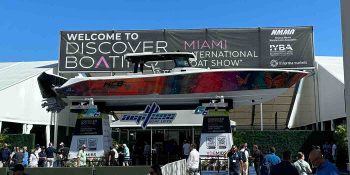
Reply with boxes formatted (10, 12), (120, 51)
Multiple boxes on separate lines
(0, 61), (75, 146)
(288, 56), (346, 129)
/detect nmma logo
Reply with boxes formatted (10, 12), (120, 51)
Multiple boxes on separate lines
(271, 29), (295, 35)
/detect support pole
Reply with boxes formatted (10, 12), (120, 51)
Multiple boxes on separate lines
(22, 124), (27, 134)
(127, 129), (130, 142)
(274, 112), (278, 130)
(0, 121), (2, 133)
(192, 127), (195, 144)
(45, 125), (51, 147)
(260, 103), (263, 131)
(151, 128), (153, 165)
(54, 112), (58, 148)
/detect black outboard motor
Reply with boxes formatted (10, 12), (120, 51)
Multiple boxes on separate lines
(37, 72), (68, 112)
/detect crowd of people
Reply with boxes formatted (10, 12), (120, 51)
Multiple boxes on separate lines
(0, 140), (342, 175)
(226, 143), (339, 175)
(102, 143), (131, 167)
(0, 142), (69, 168)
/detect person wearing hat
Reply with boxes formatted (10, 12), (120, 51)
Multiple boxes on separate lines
(57, 142), (68, 167)
(11, 164), (29, 175)
(78, 144), (87, 167)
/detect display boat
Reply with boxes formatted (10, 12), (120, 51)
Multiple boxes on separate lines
(38, 52), (309, 110)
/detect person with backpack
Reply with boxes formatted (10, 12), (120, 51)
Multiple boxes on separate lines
(261, 147), (281, 175)
(240, 144), (249, 175)
(226, 145), (244, 175)
(294, 152), (312, 175)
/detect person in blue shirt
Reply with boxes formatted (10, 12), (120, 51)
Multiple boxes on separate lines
(264, 147), (281, 166)
(22, 146), (29, 167)
(309, 148), (339, 175)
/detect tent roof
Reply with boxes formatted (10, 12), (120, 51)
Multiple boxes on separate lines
(0, 61), (57, 91)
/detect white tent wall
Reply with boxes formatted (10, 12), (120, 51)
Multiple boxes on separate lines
(288, 75), (317, 128)
(289, 56), (345, 128)
(317, 62), (346, 122)
(0, 71), (51, 125)
(0, 68), (73, 127)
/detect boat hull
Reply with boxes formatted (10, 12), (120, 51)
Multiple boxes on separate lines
(55, 69), (308, 108)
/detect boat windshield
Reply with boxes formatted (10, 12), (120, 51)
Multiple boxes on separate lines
(174, 57), (191, 68)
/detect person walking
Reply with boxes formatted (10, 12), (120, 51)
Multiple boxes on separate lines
(270, 150), (298, 175)
(240, 144), (249, 175)
(122, 144), (130, 166)
(187, 144), (199, 175)
(264, 147), (281, 165)
(252, 145), (264, 175)
(309, 148), (339, 175)
(227, 145), (244, 175)
(261, 147), (281, 175)
(77, 144), (87, 167)
(294, 152), (312, 175)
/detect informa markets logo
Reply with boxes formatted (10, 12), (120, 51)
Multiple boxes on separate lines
(120, 102), (176, 129)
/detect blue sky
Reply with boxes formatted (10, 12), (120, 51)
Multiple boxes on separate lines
(0, 0), (343, 62)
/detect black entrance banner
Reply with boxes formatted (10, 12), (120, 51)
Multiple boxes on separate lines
(74, 118), (103, 135)
(201, 116), (231, 133)
(59, 27), (314, 72)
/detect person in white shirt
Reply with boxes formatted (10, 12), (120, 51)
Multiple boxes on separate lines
(331, 142), (337, 162)
(187, 144), (199, 175)
(182, 140), (191, 160)
(240, 144), (249, 175)
(29, 149), (38, 167)
(294, 152), (312, 175)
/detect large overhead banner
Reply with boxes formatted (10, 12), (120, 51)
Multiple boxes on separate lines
(59, 27), (314, 72)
